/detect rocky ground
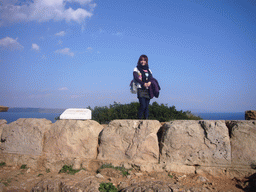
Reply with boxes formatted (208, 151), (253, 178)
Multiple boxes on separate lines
(0, 163), (255, 192)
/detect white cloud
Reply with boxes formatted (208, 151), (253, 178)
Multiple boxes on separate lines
(86, 47), (93, 52)
(58, 87), (68, 91)
(67, 0), (93, 5)
(55, 48), (74, 57)
(0, 0), (95, 25)
(55, 31), (66, 36)
(0, 37), (24, 51)
(32, 43), (40, 51)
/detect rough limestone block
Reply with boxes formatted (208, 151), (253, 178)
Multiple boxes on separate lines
(43, 120), (103, 171)
(1, 118), (52, 155)
(0, 119), (7, 138)
(0, 119), (7, 126)
(165, 163), (196, 174)
(97, 120), (161, 163)
(227, 120), (256, 167)
(159, 120), (231, 166)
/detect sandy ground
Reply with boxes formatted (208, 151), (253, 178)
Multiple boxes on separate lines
(1, 164), (254, 192)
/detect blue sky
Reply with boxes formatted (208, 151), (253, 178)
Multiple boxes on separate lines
(0, 0), (255, 113)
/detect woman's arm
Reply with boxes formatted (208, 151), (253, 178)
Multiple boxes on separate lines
(133, 71), (145, 87)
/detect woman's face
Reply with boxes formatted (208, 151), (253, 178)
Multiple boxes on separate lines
(140, 57), (147, 66)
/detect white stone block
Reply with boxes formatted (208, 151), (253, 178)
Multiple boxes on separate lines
(59, 108), (91, 120)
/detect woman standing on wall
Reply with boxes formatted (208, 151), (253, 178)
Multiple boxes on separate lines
(133, 55), (160, 119)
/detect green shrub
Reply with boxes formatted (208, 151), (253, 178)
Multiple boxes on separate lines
(99, 182), (118, 192)
(1, 178), (12, 186)
(20, 164), (27, 169)
(59, 165), (81, 175)
(0, 162), (6, 167)
(91, 101), (202, 123)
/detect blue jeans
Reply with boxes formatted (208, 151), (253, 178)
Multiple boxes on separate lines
(138, 97), (150, 119)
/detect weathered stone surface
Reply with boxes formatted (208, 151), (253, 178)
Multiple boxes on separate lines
(97, 120), (161, 163)
(227, 120), (256, 167)
(0, 119), (7, 138)
(245, 110), (256, 120)
(138, 163), (164, 172)
(0, 119), (7, 127)
(1, 118), (256, 178)
(159, 120), (231, 167)
(1, 118), (52, 155)
(164, 163), (196, 174)
(196, 165), (256, 178)
(32, 176), (100, 192)
(120, 181), (173, 192)
(0, 118), (52, 168)
(43, 120), (103, 171)
(196, 166), (230, 178)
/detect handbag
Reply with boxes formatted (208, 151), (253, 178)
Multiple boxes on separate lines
(130, 79), (138, 94)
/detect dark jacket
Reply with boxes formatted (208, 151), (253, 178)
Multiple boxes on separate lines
(148, 78), (160, 99)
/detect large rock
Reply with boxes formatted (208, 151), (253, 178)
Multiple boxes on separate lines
(227, 120), (256, 167)
(97, 120), (161, 163)
(245, 110), (256, 120)
(43, 120), (103, 171)
(159, 120), (231, 167)
(0, 118), (52, 168)
(0, 119), (7, 126)
(1, 118), (52, 155)
(0, 119), (7, 137)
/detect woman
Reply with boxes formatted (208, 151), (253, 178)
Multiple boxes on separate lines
(133, 55), (153, 119)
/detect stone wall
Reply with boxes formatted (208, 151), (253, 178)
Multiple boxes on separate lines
(0, 118), (255, 178)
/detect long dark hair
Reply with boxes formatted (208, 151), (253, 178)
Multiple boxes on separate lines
(136, 54), (152, 82)
(137, 55), (148, 66)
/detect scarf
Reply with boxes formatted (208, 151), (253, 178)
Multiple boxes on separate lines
(137, 63), (152, 83)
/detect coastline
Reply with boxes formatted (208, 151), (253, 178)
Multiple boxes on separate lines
(0, 106), (9, 112)
(0, 111), (245, 124)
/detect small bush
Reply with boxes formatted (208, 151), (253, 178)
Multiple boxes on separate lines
(99, 182), (118, 192)
(46, 168), (50, 173)
(2, 178), (12, 186)
(59, 165), (81, 175)
(0, 162), (6, 167)
(20, 164), (27, 169)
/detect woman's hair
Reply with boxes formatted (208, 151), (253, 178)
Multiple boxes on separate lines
(137, 55), (148, 66)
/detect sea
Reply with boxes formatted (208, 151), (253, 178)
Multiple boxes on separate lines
(0, 112), (62, 124)
(0, 110), (245, 124)
(196, 112), (245, 121)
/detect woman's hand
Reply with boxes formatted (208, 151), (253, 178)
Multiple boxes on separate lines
(144, 82), (151, 87)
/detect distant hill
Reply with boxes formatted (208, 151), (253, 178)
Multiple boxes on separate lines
(8, 108), (65, 113)
(0, 105), (9, 112)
